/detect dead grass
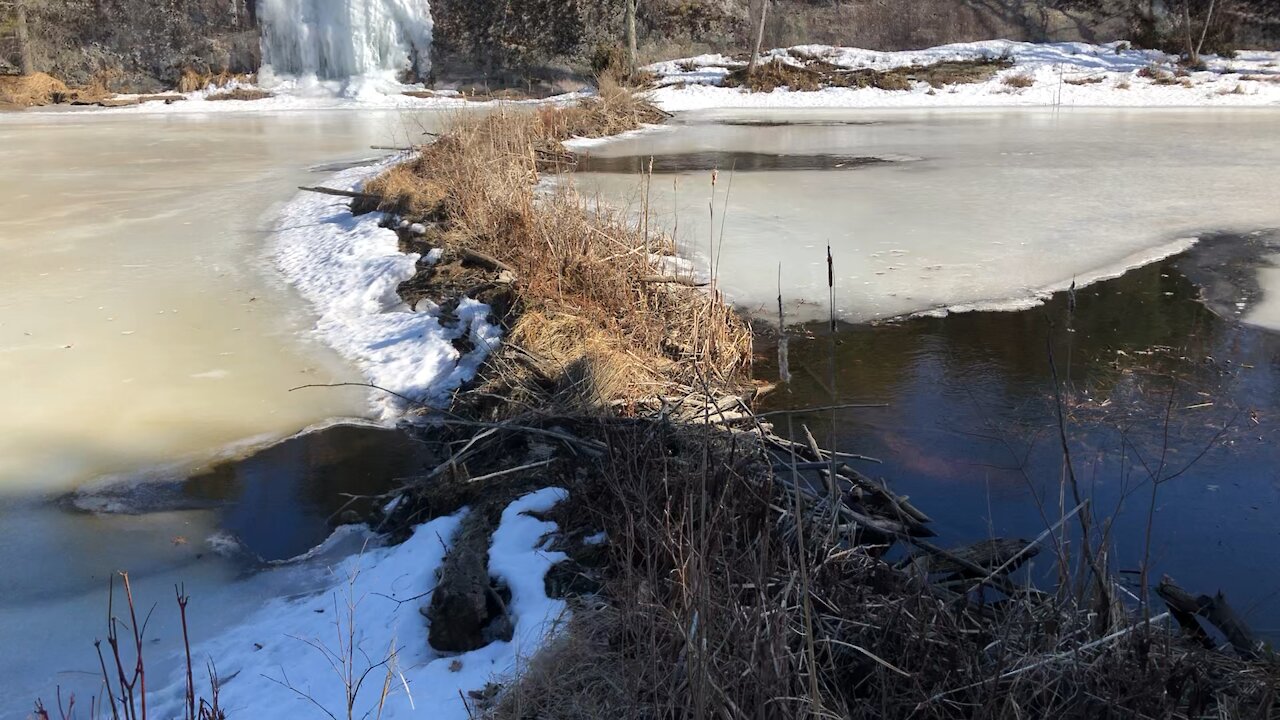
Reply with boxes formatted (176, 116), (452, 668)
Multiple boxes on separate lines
(204, 87), (273, 102)
(1002, 72), (1035, 88)
(534, 75), (670, 140)
(0, 72), (70, 106)
(358, 85), (746, 417)
(724, 56), (1012, 93)
(723, 59), (824, 92)
(1138, 64), (1183, 85)
(177, 69), (256, 93)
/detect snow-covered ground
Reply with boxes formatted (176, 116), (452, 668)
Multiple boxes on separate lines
(271, 161), (502, 416)
(647, 40), (1280, 111)
(143, 488), (571, 719)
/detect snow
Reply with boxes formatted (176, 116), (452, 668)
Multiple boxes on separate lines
(146, 488), (571, 719)
(647, 40), (1280, 111)
(271, 162), (502, 415)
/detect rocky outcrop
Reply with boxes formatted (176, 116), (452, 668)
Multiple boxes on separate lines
(17, 0), (259, 92)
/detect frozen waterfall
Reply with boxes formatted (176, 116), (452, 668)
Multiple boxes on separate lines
(257, 0), (432, 85)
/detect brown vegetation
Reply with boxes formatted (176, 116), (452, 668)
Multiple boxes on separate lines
(177, 68), (255, 93)
(357, 79), (740, 419)
(0, 71), (71, 105)
(1002, 72), (1036, 88)
(724, 56), (1013, 93)
(204, 86), (271, 101)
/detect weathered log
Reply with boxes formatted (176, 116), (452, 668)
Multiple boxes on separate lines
(1201, 591), (1265, 658)
(1157, 575), (1263, 657)
(460, 248), (517, 274)
(297, 185), (382, 202)
(638, 275), (708, 287)
(911, 539), (1034, 599)
(1156, 575), (1215, 649)
(920, 538), (1039, 581)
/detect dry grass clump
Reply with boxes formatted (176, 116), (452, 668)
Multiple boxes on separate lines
(1138, 64), (1184, 85)
(909, 57), (1013, 87)
(358, 91), (749, 417)
(0, 72), (70, 106)
(534, 75), (670, 140)
(1002, 72), (1036, 88)
(204, 87), (273, 102)
(724, 58), (824, 92)
(724, 56), (1012, 93)
(177, 69), (255, 93)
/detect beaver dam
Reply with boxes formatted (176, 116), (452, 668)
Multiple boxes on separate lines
(235, 79), (1280, 720)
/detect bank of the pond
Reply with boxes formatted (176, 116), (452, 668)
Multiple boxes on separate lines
(649, 40), (1280, 111)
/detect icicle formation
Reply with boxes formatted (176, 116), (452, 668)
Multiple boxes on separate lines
(257, 0), (433, 81)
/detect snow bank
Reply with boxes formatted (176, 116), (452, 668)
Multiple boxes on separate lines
(148, 488), (570, 719)
(648, 40), (1280, 111)
(272, 162), (501, 416)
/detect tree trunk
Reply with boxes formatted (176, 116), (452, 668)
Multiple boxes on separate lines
(746, 0), (770, 77)
(1195, 0), (1218, 62)
(625, 0), (638, 78)
(15, 2), (34, 76)
(1183, 0), (1198, 65)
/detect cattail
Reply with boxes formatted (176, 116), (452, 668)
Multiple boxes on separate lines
(778, 264), (791, 383)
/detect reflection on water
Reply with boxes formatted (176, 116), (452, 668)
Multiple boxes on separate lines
(184, 424), (436, 560)
(576, 150), (892, 173)
(761, 249), (1280, 634)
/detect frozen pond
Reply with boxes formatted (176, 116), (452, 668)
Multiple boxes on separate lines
(575, 108), (1280, 323)
(0, 109), (451, 710)
(0, 111), (448, 493)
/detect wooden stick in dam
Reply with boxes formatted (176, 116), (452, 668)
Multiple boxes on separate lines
(1157, 575), (1266, 658)
(638, 275), (709, 287)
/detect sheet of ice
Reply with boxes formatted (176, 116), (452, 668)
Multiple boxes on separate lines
(1244, 259), (1280, 330)
(0, 111), (473, 495)
(648, 41), (1280, 111)
(143, 488), (569, 720)
(574, 108), (1280, 324)
(271, 163), (502, 415)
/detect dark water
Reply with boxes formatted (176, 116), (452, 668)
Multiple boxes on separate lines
(64, 424), (437, 563)
(182, 424), (436, 561)
(575, 150), (893, 174)
(760, 244), (1280, 635)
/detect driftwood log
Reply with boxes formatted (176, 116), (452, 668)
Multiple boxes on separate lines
(1157, 575), (1265, 658)
(297, 185), (382, 202)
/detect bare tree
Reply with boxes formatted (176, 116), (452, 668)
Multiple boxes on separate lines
(15, 0), (33, 75)
(625, 0), (638, 77)
(746, 0), (769, 77)
(1193, 0), (1218, 63)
